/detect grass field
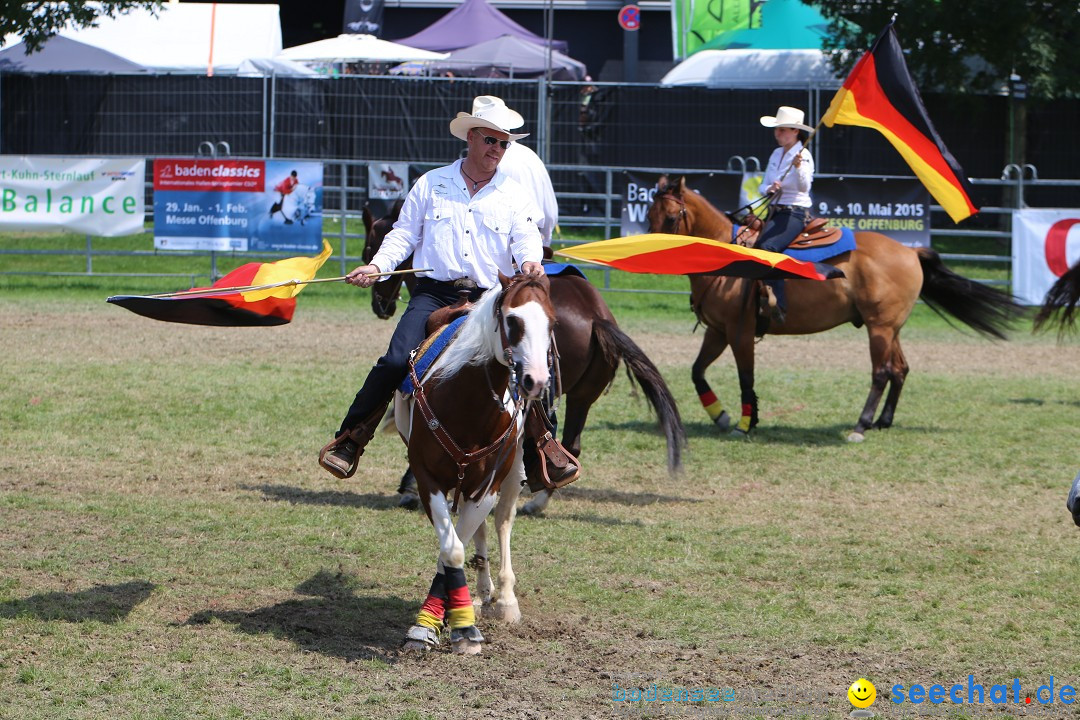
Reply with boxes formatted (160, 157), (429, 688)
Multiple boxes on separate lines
(2, 233), (1078, 720)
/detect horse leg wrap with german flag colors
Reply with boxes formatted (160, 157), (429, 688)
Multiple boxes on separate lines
(415, 572), (449, 633)
(698, 390), (726, 424)
(443, 566), (476, 630)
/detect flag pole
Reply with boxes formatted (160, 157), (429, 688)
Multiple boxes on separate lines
(144, 267), (434, 299)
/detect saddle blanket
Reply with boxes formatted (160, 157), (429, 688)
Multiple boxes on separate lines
(784, 227), (857, 264)
(542, 261), (586, 279)
(731, 225), (857, 264)
(399, 315), (468, 395)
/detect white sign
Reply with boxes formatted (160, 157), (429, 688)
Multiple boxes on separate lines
(1012, 208), (1080, 305)
(0, 157), (146, 236)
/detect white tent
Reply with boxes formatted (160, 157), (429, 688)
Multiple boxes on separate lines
(38, 2), (284, 74)
(660, 49), (842, 88)
(278, 34), (448, 64)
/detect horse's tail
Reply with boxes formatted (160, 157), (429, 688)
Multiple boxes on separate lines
(1034, 259), (1080, 337)
(916, 247), (1022, 340)
(593, 319), (687, 473)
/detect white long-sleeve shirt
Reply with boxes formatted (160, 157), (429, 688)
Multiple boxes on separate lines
(500, 142), (558, 246)
(371, 159), (543, 289)
(759, 141), (814, 207)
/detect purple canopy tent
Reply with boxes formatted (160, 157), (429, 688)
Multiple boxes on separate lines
(394, 35), (586, 80)
(393, 0), (568, 54)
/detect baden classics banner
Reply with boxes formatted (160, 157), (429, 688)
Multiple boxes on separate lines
(0, 157), (145, 236)
(153, 159), (323, 253)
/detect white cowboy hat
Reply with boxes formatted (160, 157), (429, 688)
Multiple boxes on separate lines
(759, 106), (813, 132)
(449, 95), (529, 142)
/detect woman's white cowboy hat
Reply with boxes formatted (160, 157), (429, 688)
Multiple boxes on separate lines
(759, 106), (813, 132)
(450, 95), (529, 142)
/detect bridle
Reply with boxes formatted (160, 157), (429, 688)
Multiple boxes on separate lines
(407, 276), (550, 510)
(656, 190), (690, 235)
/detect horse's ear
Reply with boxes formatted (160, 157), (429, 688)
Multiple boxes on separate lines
(657, 174), (669, 191)
(498, 271), (512, 289)
(677, 176), (687, 194)
(362, 205), (373, 235)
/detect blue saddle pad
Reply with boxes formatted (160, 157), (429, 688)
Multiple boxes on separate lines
(399, 315), (468, 395)
(784, 227), (857, 264)
(542, 261), (587, 279)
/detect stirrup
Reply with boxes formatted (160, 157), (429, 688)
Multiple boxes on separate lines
(536, 433), (580, 489)
(318, 436), (358, 479)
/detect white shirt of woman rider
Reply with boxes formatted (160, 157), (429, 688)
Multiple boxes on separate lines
(759, 137), (814, 207)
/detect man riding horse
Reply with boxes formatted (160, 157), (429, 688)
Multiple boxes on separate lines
(319, 95), (580, 487)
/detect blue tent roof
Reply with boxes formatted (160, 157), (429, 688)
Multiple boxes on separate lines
(393, 0), (568, 54)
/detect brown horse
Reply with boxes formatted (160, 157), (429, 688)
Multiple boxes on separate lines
(647, 177), (1022, 441)
(395, 274), (553, 654)
(1034, 259), (1080, 338)
(361, 202), (686, 514)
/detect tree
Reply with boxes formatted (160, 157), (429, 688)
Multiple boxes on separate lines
(0, 1), (163, 52)
(816, 0), (1080, 100)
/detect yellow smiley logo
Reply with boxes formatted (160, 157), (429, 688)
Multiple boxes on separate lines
(848, 678), (876, 708)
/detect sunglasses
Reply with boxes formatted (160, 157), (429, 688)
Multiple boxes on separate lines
(475, 130), (511, 150)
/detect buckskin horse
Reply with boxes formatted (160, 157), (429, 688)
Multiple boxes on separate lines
(395, 273), (553, 654)
(361, 203), (686, 515)
(647, 176), (1022, 441)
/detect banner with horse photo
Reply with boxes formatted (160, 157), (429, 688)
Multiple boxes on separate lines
(366, 162), (411, 220)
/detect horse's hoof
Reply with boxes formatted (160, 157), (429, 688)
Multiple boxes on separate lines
(520, 492), (552, 516)
(397, 491), (420, 511)
(847, 431), (866, 443)
(713, 410), (732, 432)
(402, 624), (439, 651)
(452, 640), (483, 655)
(482, 600), (521, 624)
(450, 625), (484, 655)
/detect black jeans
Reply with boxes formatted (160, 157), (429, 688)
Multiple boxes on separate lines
(755, 206), (811, 253)
(337, 278), (485, 436)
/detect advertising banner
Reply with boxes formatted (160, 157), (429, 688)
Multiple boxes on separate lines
(621, 172), (741, 238)
(0, 157), (145, 236)
(1012, 209), (1080, 305)
(344, 0), (385, 37)
(153, 159), (323, 253)
(620, 172), (930, 248)
(367, 162), (409, 220)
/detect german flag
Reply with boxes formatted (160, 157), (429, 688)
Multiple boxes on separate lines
(822, 23), (978, 223)
(556, 234), (843, 281)
(107, 241), (332, 326)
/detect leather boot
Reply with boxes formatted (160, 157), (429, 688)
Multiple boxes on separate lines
(319, 401), (391, 479)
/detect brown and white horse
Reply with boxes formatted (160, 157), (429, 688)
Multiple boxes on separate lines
(362, 202), (686, 516)
(394, 273), (554, 654)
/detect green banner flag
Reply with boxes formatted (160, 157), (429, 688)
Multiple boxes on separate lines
(672, 0), (764, 59)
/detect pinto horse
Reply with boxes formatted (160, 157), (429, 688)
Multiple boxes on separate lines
(1034, 259), (1080, 338)
(395, 274), (553, 654)
(648, 177), (1022, 441)
(361, 203), (686, 515)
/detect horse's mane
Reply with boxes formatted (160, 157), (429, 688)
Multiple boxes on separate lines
(428, 284), (505, 380)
